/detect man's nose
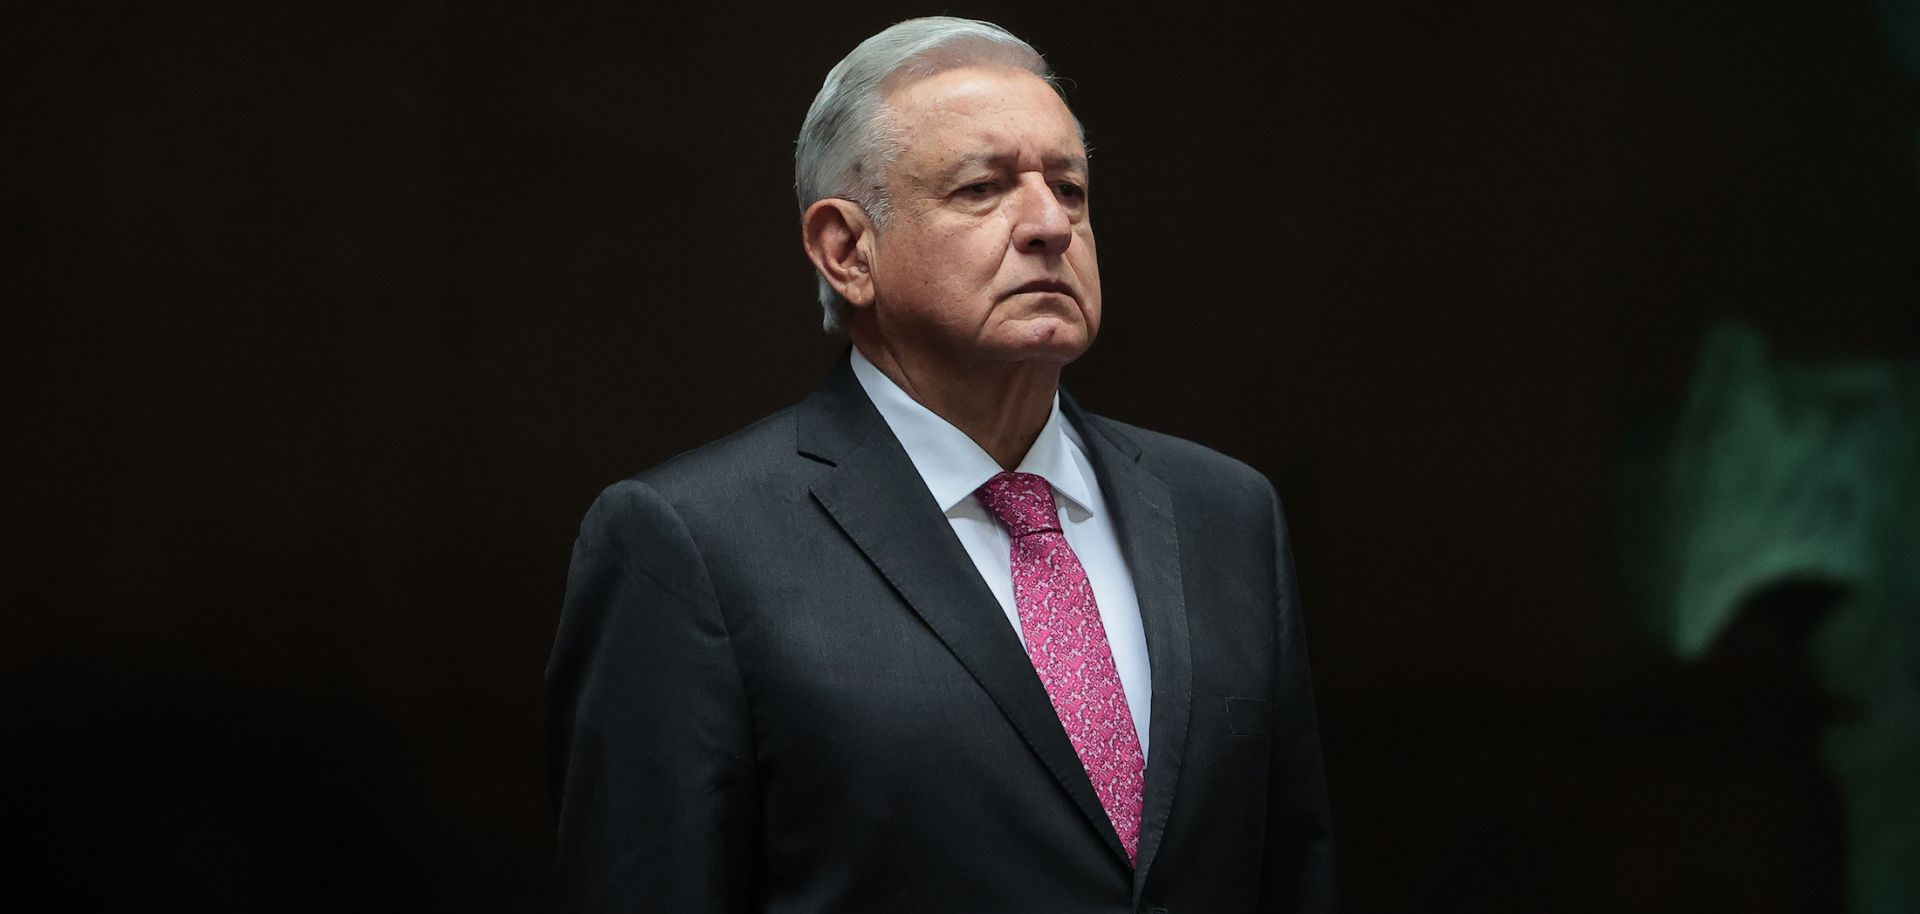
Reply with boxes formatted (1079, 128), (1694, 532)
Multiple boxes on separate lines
(1010, 176), (1073, 256)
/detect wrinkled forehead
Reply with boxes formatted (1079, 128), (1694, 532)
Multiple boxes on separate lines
(883, 67), (1088, 172)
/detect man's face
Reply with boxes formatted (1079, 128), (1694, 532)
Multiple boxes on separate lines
(865, 65), (1101, 367)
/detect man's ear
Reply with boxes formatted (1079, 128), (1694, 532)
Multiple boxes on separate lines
(801, 198), (877, 309)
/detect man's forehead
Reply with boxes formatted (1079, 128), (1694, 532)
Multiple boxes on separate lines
(885, 63), (1056, 110)
(889, 70), (1080, 131)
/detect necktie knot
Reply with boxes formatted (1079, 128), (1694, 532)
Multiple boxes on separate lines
(974, 471), (1062, 538)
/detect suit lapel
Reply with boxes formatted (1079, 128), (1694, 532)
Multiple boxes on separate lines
(1062, 393), (1194, 898)
(797, 356), (1134, 865)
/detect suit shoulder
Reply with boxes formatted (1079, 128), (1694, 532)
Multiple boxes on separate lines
(628, 406), (802, 495)
(1081, 412), (1277, 502)
(578, 404), (814, 542)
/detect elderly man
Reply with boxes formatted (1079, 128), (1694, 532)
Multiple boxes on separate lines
(546, 16), (1333, 914)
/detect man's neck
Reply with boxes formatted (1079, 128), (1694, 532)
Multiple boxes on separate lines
(852, 338), (1059, 471)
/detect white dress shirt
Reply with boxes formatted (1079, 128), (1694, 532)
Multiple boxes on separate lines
(849, 348), (1152, 754)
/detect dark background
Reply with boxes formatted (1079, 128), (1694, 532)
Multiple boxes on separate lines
(6, 1), (1915, 911)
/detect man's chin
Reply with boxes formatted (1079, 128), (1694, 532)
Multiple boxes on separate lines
(988, 318), (1094, 365)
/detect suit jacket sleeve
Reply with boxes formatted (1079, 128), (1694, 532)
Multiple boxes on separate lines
(1259, 482), (1337, 912)
(545, 480), (757, 913)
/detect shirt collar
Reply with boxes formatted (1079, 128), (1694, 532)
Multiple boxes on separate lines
(849, 346), (1097, 518)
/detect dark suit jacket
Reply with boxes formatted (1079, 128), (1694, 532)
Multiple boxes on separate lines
(546, 355), (1334, 913)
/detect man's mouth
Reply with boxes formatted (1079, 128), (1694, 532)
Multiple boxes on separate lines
(1008, 279), (1075, 299)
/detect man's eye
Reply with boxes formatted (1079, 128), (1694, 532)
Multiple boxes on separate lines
(1057, 182), (1086, 199)
(959, 182), (996, 196)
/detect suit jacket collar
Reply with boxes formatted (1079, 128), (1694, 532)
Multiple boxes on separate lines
(796, 352), (1194, 890)
(844, 345), (1099, 517)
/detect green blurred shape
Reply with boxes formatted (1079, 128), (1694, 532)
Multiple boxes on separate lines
(1630, 325), (1901, 656)
(1618, 322), (1919, 913)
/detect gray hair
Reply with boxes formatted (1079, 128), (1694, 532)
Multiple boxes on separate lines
(795, 17), (1062, 333)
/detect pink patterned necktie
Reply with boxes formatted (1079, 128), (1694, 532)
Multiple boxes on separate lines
(975, 470), (1146, 864)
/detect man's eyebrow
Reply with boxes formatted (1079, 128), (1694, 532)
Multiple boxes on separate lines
(1050, 153), (1091, 174)
(936, 151), (1090, 182)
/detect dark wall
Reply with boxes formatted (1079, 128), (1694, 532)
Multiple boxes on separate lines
(6, 1), (1914, 911)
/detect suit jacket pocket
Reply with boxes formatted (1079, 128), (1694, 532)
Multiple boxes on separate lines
(1224, 696), (1274, 739)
